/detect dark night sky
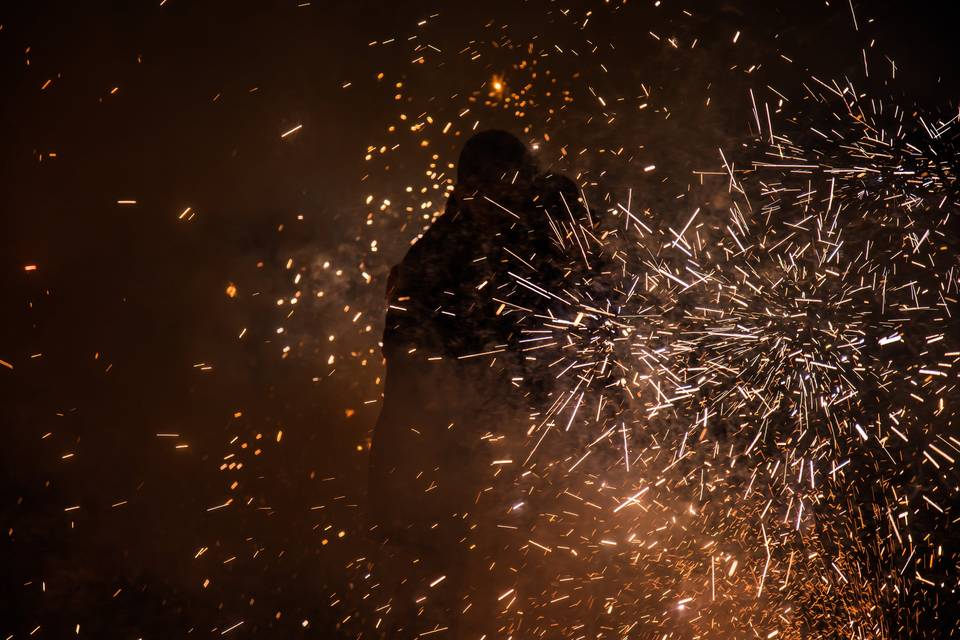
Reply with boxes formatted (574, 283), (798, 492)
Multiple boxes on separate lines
(1, 0), (958, 637)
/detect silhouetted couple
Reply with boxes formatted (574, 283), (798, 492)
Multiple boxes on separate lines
(367, 130), (586, 637)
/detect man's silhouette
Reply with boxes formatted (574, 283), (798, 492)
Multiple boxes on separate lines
(368, 130), (567, 635)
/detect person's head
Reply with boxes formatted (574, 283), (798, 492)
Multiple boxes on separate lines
(536, 172), (580, 211)
(457, 130), (538, 190)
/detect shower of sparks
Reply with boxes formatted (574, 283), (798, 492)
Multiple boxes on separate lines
(439, 84), (959, 637)
(340, 22), (957, 640)
(156, 3), (960, 638)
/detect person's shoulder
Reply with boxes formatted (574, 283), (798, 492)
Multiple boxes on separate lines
(399, 209), (460, 266)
